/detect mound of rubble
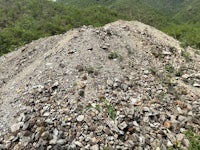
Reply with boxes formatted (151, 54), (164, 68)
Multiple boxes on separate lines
(0, 21), (200, 149)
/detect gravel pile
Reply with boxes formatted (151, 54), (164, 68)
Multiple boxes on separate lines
(0, 21), (199, 149)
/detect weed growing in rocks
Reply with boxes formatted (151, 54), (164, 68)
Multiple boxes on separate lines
(149, 66), (157, 75)
(185, 131), (200, 150)
(175, 67), (184, 77)
(169, 46), (176, 53)
(106, 104), (116, 120)
(108, 51), (119, 59)
(165, 63), (174, 73)
(101, 98), (116, 120)
(181, 50), (192, 62)
(180, 41), (189, 49)
(86, 66), (95, 74)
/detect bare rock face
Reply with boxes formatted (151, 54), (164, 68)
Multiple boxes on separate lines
(0, 21), (200, 149)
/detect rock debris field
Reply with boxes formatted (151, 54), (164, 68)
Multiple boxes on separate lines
(0, 21), (200, 150)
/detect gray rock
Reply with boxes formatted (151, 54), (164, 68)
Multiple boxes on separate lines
(75, 141), (83, 147)
(193, 83), (200, 87)
(90, 144), (99, 150)
(77, 115), (84, 122)
(107, 79), (113, 86)
(182, 139), (190, 147)
(176, 133), (184, 142)
(118, 121), (128, 130)
(56, 139), (66, 145)
(41, 131), (50, 140)
(11, 122), (23, 133)
(43, 112), (50, 117)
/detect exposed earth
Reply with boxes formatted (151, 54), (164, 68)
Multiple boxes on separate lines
(0, 21), (200, 149)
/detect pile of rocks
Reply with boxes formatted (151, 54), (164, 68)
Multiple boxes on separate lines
(0, 21), (199, 149)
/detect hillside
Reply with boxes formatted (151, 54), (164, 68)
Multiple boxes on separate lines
(0, 0), (126, 55)
(58, 0), (169, 27)
(0, 21), (200, 149)
(59, 0), (200, 49)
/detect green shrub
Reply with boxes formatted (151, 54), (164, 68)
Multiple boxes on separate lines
(165, 63), (174, 73)
(108, 51), (119, 59)
(185, 131), (200, 150)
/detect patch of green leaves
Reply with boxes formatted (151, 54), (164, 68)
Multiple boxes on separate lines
(165, 63), (174, 73)
(106, 104), (116, 120)
(100, 97), (116, 120)
(185, 131), (200, 150)
(169, 46), (176, 53)
(108, 51), (119, 59)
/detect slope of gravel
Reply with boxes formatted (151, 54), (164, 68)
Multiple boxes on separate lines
(0, 20), (199, 150)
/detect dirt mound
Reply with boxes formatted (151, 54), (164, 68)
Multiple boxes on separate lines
(0, 20), (199, 149)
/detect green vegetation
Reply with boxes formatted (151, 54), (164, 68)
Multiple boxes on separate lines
(0, 0), (126, 56)
(185, 131), (200, 150)
(108, 51), (119, 59)
(60, 0), (200, 49)
(1, 0), (200, 56)
(105, 103), (116, 120)
(100, 97), (116, 120)
(165, 63), (174, 73)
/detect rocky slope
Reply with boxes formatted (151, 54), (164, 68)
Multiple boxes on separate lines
(0, 20), (200, 149)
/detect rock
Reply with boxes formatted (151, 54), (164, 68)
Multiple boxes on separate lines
(162, 51), (172, 55)
(182, 74), (190, 79)
(0, 144), (5, 149)
(49, 139), (57, 145)
(130, 98), (137, 105)
(132, 121), (139, 127)
(106, 119), (124, 135)
(11, 122), (23, 133)
(41, 131), (50, 140)
(90, 137), (98, 144)
(118, 121), (128, 130)
(78, 90), (85, 97)
(56, 139), (66, 145)
(75, 141), (83, 147)
(164, 121), (171, 129)
(100, 43), (110, 50)
(143, 107), (150, 112)
(90, 144), (99, 150)
(75, 65), (84, 72)
(107, 79), (113, 86)
(34, 85), (44, 93)
(18, 113), (26, 122)
(166, 140), (173, 147)
(103, 127), (113, 135)
(77, 115), (84, 122)
(176, 133), (184, 142)
(45, 118), (53, 124)
(43, 112), (50, 117)
(182, 139), (190, 147)
(193, 83), (200, 87)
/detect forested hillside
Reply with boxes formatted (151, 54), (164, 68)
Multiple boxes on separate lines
(1, 0), (200, 56)
(0, 0), (126, 55)
(58, 0), (169, 27)
(59, 0), (200, 49)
